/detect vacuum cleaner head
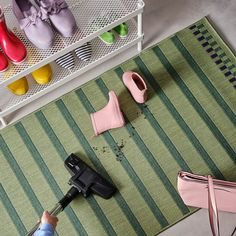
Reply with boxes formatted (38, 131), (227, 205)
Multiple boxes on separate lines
(27, 153), (117, 236)
(65, 154), (116, 199)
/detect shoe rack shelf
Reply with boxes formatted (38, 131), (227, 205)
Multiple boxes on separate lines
(0, 0), (144, 127)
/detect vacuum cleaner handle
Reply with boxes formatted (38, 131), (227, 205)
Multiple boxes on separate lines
(26, 187), (79, 236)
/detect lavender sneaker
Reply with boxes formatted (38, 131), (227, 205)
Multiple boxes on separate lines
(12, 0), (54, 49)
(35, 0), (78, 37)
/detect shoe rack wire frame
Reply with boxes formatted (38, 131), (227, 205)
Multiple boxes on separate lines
(0, 0), (144, 127)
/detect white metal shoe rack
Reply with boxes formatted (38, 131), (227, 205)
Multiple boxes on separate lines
(0, 0), (144, 127)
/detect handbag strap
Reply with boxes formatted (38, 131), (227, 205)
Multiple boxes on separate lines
(208, 175), (220, 236)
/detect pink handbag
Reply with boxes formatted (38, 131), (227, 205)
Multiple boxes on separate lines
(177, 171), (236, 236)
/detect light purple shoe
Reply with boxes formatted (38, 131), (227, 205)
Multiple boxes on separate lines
(35, 0), (78, 37)
(12, 0), (54, 49)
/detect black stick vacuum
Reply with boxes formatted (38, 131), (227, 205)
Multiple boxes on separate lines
(27, 153), (116, 236)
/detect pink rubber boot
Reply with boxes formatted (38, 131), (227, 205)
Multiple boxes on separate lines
(122, 71), (147, 103)
(90, 91), (125, 136)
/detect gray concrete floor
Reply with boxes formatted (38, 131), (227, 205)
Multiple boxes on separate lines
(143, 0), (236, 53)
(1, 0), (236, 235)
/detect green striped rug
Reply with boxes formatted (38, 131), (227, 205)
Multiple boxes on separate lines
(1, 17), (236, 236)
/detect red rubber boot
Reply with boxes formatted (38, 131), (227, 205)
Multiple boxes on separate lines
(0, 7), (27, 64)
(0, 51), (8, 72)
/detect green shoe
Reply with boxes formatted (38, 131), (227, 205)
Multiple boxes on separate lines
(91, 16), (116, 45)
(99, 31), (115, 45)
(113, 23), (128, 38)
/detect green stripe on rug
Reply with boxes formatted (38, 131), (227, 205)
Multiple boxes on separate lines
(153, 38), (236, 177)
(0, 200), (18, 235)
(152, 46), (236, 164)
(171, 36), (236, 126)
(0, 184), (27, 235)
(0, 134), (44, 216)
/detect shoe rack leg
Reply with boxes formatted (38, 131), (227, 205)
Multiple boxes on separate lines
(137, 1), (143, 52)
(0, 116), (7, 127)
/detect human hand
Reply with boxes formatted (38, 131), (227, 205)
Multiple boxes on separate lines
(41, 210), (58, 230)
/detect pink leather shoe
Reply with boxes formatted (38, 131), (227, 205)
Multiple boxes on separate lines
(122, 71), (147, 103)
(90, 91), (125, 136)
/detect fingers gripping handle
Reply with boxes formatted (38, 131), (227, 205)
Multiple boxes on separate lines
(26, 204), (63, 236)
(26, 187), (80, 236)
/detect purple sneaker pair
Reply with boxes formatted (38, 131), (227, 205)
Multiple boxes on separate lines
(12, 0), (78, 49)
